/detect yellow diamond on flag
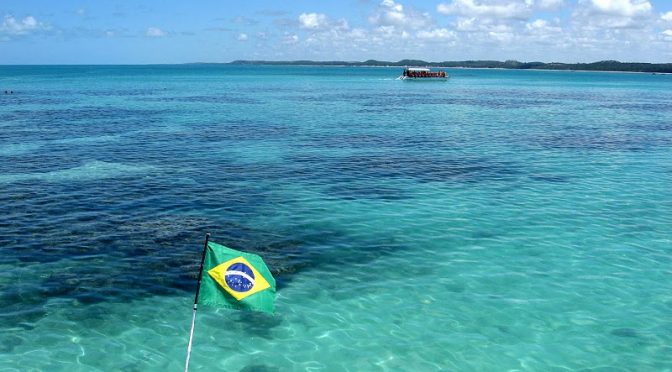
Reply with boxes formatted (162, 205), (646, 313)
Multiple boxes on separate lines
(207, 256), (271, 301)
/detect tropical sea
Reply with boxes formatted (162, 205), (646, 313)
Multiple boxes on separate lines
(0, 65), (671, 371)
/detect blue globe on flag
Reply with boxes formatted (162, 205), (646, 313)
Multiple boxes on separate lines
(224, 262), (255, 292)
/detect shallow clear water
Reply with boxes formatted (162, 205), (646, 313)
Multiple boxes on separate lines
(1, 65), (671, 370)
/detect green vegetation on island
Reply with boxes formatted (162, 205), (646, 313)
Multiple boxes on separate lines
(226, 59), (672, 73)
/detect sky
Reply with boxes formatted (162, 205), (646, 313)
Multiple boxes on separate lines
(1, 0), (672, 64)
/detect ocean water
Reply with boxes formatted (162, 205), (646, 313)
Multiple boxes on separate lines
(0, 65), (671, 371)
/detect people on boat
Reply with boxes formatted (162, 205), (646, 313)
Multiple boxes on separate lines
(403, 68), (447, 78)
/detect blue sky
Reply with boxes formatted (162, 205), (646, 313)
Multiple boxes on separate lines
(1, 0), (671, 64)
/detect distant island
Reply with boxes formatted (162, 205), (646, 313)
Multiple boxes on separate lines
(223, 59), (672, 73)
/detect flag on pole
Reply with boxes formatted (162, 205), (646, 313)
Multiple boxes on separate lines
(197, 241), (276, 313)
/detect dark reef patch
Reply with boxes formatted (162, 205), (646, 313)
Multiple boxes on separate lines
(0, 168), (376, 314)
(0, 168), (409, 315)
(324, 183), (408, 201)
(9, 106), (169, 124)
(3, 106), (170, 145)
(611, 328), (640, 338)
(599, 102), (672, 112)
(532, 131), (670, 152)
(239, 365), (281, 372)
(83, 88), (161, 97)
(528, 174), (570, 183)
(285, 153), (521, 184)
(138, 94), (260, 105)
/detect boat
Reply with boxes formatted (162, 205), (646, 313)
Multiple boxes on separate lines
(398, 67), (448, 80)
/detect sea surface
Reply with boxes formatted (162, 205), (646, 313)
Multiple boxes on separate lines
(0, 65), (671, 371)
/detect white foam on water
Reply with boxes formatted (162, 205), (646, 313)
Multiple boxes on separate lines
(214, 140), (290, 164)
(0, 142), (44, 156)
(0, 134), (123, 157)
(55, 134), (122, 145)
(0, 160), (156, 183)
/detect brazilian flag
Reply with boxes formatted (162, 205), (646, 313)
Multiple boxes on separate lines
(198, 241), (276, 313)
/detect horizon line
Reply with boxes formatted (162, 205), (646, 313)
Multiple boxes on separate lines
(2, 58), (671, 66)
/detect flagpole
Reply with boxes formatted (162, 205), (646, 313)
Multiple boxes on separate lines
(184, 232), (210, 372)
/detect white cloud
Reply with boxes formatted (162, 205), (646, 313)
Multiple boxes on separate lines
(298, 12), (349, 33)
(1, 15), (48, 35)
(231, 16), (258, 25)
(282, 33), (299, 44)
(535, 0), (565, 11)
(146, 27), (166, 37)
(662, 12), (672, 22)
(437, 0), (532, 20)
(417, 28), (457, 39)
(574, 0), (653, 29)
(237, 33), (248, 41)
(455, 17), (477, 31)
(525, 18), (562, 32)
(455, 17), (513, 32)
(349, 28), (367, 39)
(76, 8), (87, 16)
(663, 29), (672, 40)
(488, 30), (515, 42)
(299, 13), (328, 29)
(369, 0), (432, 29)
(527, 18), (548, 30)
(375, 25), (397, 36)
(251, 0), (668, 62)
(525, 18), (563, 41)
(587, 0), (651, 18)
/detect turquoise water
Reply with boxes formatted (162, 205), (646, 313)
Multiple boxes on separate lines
(1, 65), (671, 370)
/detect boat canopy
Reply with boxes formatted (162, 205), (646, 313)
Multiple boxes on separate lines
(406, 67), (430, 72)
